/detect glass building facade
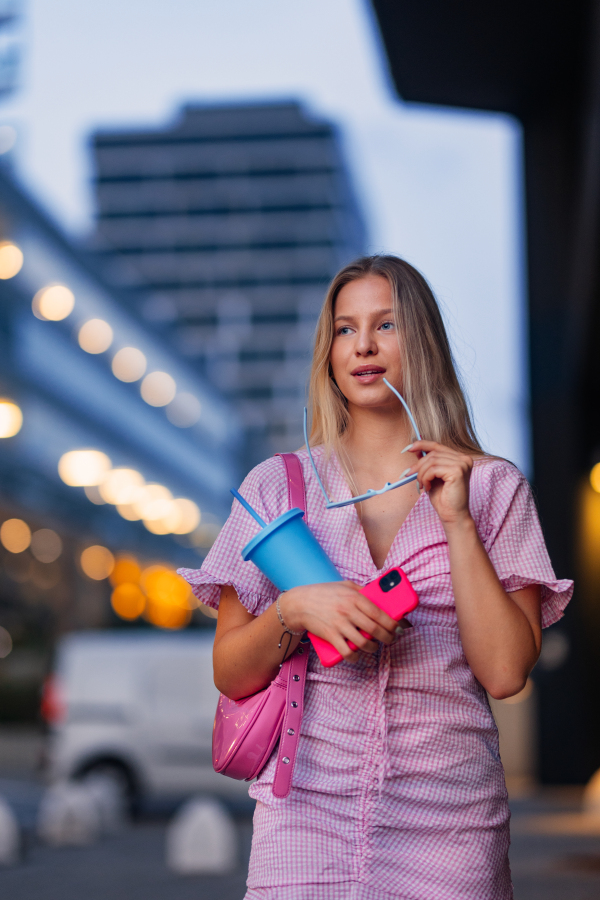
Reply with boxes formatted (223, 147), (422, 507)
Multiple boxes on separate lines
(90, 101), (366, 463)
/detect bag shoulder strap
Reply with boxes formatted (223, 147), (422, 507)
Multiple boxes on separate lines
(273, 452), (309, 799)
(277, 452), (307, 523)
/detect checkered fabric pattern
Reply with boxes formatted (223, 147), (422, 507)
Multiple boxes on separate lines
(180, 451), (573, 900)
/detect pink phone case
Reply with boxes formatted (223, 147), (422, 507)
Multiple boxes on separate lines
(308, 567), (418, 668)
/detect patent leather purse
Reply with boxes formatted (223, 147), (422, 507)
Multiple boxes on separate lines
(211, 453), (309, 799)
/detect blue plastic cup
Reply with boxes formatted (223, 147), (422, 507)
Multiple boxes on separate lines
(241, 508), (342, 591)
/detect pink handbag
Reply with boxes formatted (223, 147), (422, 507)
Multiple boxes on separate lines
(211, 453), (309, 799)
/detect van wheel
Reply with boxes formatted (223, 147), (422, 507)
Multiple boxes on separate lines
(77, 761), (138, 818)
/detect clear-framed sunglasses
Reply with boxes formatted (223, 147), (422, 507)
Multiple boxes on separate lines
(304, 378), (425, 510)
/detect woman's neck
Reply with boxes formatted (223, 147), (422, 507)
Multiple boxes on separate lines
(340, 404), (414, 475)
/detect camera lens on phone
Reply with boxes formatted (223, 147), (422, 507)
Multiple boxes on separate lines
(379, 570), (401, 592)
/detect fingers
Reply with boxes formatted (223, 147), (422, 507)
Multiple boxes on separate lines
(356, 597), (397, 632)
(336, 584), (398, 647)
(354, 601), (396, 645)
(405, 446), (472, 493)
(299, 581), (402, 659)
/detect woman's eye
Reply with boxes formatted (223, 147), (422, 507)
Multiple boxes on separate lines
(337, 326), (353, 336)
(380, 321), (395, 332)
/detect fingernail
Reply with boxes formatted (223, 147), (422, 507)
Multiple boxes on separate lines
(401, 444), (413, 453)
(401, 467), (411, 477)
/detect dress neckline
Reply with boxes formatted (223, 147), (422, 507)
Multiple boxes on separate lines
(316, 446), (426, 573)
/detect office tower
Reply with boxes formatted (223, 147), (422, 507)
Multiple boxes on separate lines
(90, 101), (366, 463)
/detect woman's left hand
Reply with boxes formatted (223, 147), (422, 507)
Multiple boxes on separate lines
(405, 441), (473, 528)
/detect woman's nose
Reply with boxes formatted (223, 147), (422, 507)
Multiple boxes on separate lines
(355, 328), (377, 355)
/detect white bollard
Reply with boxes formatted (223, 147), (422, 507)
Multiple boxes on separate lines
(80, 772), (127, 835)
(37, 781), (102, 847)
(0, 796), (20, 866)
(166, 797), (238, 875)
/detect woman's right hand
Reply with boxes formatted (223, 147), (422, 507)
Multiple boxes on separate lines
(279, 581), (398, 662)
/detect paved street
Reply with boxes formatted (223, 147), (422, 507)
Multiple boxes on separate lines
(1, 731), (600, 900)
(0, 812), (253, 900)
(511, 789), (600, 900)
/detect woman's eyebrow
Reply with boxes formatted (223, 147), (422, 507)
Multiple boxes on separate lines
(334, 308), (394, 323)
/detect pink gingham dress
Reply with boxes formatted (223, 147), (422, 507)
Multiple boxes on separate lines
(180, 449), (573, 900)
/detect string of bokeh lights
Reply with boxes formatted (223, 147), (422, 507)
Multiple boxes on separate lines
(58, 449), (201, 536)
(0, 516), (214, 629)
(0, 238), (203, 536)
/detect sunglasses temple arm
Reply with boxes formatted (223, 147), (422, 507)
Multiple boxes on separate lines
(303, 407), (332, 506)
(382, 378), (423, 443)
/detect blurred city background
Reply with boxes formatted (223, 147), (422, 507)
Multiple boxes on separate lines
(0, 1), (597, 898)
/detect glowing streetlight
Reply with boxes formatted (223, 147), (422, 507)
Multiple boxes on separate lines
(0, 242), (23, 279)
(33, 285), (75, 321)
(78, 319), (113, 354)
(0, 400), (22, 438)
(58, 449), (111, 486)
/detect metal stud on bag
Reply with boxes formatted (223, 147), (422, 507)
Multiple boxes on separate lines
(288, 728), (295, 735)
(283, 757), (290, 764)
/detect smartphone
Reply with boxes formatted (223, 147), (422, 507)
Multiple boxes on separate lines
(308, 567), (418, 668)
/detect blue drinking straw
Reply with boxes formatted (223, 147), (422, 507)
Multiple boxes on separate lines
(230, 488), (267, 528)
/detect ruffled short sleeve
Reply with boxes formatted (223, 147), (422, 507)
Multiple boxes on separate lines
(178, 456), (289, 616)
(476, 460), (573, 628)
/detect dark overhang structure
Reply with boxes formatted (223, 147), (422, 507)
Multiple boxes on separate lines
(372, 0), (600, 781)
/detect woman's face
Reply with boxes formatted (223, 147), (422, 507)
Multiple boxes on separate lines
(329, 275), (402, 412)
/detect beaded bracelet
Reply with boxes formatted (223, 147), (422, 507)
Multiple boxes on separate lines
(276, 593), (305, 636)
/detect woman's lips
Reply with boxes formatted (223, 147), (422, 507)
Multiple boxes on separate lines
(351, 367), (386, 384)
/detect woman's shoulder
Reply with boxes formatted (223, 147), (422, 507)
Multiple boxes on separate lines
(236, 455), (291, 522)
(469, 455), (529, 504)
(242, 454), (288, 487)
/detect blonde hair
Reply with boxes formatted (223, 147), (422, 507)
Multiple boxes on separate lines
(308, 255), (483, 462)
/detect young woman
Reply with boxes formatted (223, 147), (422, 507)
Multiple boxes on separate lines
(181, 256), (573, 900)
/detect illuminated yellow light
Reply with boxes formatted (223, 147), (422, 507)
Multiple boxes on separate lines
(133, 483), (172, 520)
(116, 503), (142, 521)
(30, 529), (62, 563)
(111, 583), (146, 620)
(58, 449), (111, 486)
(0, 400), (22, 438)
(99, 468), (144, 505)
(0, 242), (23, 279)
(0, 518), (31, 553)
(84, 485), (106, 505)
(78, 319), (113, 354)
(143, 518), (171, 535)
(141, 566), (191, 608)
(163, 498), (201, 534)
(146, 601), (191, 629)
(166, 393), (202, 428)
(591, 463), (600, 494)
(33, 284), (75, 321)
(141, 565), (192, 629)
(80, 545), (115, 580)
(109, 556), (141, 587)
(111, 347), (147, 382)
(140, 371), (176, 407)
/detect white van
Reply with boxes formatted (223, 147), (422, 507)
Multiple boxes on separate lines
(43, 630), (249, 809)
